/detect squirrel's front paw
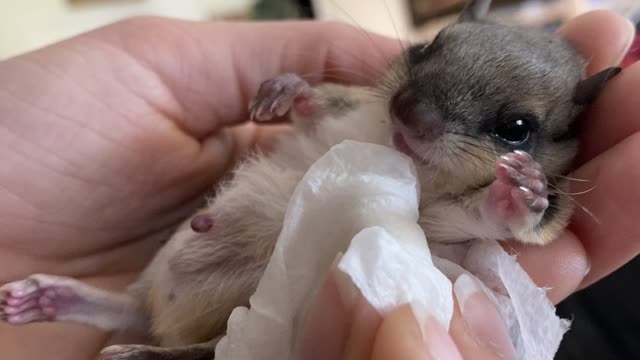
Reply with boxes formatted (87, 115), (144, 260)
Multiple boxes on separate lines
(484, 150), (548, 234)
(249, 73), (314, 122)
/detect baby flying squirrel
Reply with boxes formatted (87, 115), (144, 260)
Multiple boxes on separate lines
(0, 1), (620, 359)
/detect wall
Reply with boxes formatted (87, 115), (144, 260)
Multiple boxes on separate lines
(0, 0), (255, 59)
(311, 0), (417, 39)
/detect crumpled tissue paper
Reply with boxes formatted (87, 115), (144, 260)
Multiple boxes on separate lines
(214, 140), (570, 360)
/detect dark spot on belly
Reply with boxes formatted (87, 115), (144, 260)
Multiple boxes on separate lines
(191, 214), (214, 233)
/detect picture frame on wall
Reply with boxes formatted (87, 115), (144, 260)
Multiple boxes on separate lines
(407, 0), (588, 30)
(408, 0), (639, 31)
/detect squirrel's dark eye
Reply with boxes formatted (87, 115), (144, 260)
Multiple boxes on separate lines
(494, 117), (532, 145)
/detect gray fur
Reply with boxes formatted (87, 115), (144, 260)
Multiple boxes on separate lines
(381, 20), (618, 244)
(390, 21), (588, 178)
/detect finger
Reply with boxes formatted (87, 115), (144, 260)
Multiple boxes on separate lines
(577, 61), (640, 163)
(295, 266), (350, 360)
(557, 10), (635, 75)
(88, 18), (402, 138)
(569, 134), (640, 288)
(371, 304), (460, 360)
(502, 230), (588, 304)
(342, 295), (382, 360)
(558, 10), (636, 163)
(557, 10), (637, 163)
(449, 274), (517, 360)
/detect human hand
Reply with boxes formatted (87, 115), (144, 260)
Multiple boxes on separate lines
(0, 18), (399, 359)
(298, 266), (517, 360)
(0, 9), (636, 360)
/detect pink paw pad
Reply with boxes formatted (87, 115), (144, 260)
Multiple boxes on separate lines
(249, 73), (313, 122)
(487, 150), (548, 223)
(0, 277), (76, 324)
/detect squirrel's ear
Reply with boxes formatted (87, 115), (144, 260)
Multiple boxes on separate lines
(458, 0), (492, 22)
(573, 67), (621, 105)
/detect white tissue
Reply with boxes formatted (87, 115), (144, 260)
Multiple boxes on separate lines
(431, 240), (571, 359)
(337, 226), (453, 332)
(460, 240), (571, 359)
(214, 140), (569, 360)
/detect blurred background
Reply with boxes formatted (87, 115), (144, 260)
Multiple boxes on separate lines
(1, 0), (639, 59)
(1, 0), (639, 359)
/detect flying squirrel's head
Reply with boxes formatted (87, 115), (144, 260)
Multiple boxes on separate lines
(380, 0), (619, 195)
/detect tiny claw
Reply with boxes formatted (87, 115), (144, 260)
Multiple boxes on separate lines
(513, 150), (529, 158)
(270, 98), (280, 114)
(256, 103), (269, 121)
(505, 156), (524, 170)
(503, 165), (525, 186)
(519, 185), (531, 194)
(191, 214), (214, 233)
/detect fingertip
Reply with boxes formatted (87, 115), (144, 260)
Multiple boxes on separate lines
(569, 134), (640, 288)
(577, 60), (640, 162)
(558, 10), (636, 74)
(503, 230), (588, 304)
(452, 274), (516, 360)
(371, 305), (432, 360)
(342, 295), (383, 360)
(422, 315), (463, 360)
(295, 267), (350, 360)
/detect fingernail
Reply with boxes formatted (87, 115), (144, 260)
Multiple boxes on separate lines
(408, 299), (462, 359)
(617, 17), (637, 65)
(583, 261), (591, 277)
(454, 274), (517, 359)
(377, 305), (461, 360)
(454, 274), (486, 312)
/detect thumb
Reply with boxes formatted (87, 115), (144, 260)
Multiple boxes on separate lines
(87, 18), (402, 138)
